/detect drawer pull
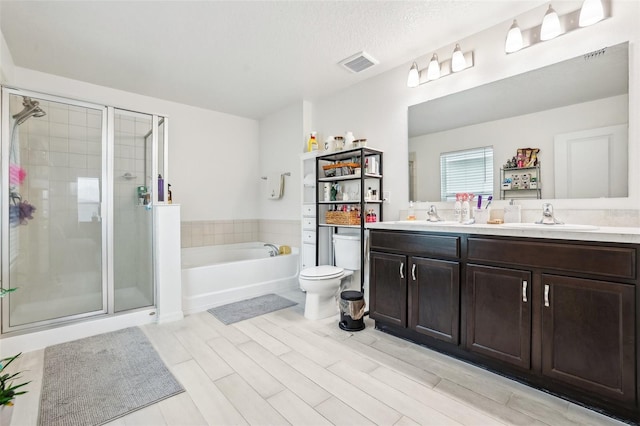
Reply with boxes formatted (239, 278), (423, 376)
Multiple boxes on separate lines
(544, 284), (550, 307)
(522, 281), (528, 303)
(412, 264), (417, 281)
(400, 262), (405, 279)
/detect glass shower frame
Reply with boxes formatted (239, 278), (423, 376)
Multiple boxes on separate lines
(0, 87), (167, 334)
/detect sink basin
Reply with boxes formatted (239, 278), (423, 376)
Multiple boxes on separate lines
(500, 223), (599, 231)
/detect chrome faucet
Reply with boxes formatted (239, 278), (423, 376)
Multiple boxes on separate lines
(427, 205), (443, 222)
(264, 243), (280, 257)
(536, 203), (564, 225)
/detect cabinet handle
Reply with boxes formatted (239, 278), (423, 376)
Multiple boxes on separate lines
(544, 284), (550, 307)
(522, 281), (528, 303)
(411, 264), (416, 281)
(400, 262), (405, 279)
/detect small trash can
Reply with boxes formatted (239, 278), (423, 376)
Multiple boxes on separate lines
(339, 290), (366, 331)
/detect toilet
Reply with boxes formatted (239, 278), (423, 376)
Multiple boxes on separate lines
(298, 234), (360, 320)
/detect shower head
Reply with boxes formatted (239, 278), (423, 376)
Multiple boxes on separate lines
(12, 97), (46, 125)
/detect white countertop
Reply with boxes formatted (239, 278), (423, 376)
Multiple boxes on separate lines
(366, 221), (640, 244)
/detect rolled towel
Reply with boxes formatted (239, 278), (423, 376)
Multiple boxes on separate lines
(278, 245), (291, 255)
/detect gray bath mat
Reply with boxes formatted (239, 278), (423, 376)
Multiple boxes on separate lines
(208, 293), (297, 325)
(38, 327), (184, 426)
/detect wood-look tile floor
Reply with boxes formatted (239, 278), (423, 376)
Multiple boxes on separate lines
(10, 290), (628, 426)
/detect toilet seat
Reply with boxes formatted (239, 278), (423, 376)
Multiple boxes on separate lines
(300, 265), (344, 280)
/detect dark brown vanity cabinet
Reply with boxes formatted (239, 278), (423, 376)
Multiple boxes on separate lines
(369, 231), (460, 344)
(409, 257), (459, 344)
(369, 229), (639, 421)
(466, 264), (531, 370)
(369, 251), (407, 327)
(541, 274), (636, 404)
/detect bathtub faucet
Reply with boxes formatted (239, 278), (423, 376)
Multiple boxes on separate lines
(264, 243), (280, 257)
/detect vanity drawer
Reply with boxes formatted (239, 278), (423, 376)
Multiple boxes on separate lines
(302, 217), (316, 230)
(302, 231), (316, 244)
(467, 237), (636, 279)
(370, 230), (460, 259)
(302, 204), (315, 216)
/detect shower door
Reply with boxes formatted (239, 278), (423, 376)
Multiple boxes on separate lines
(1, 88), (108, 331)
(112, 109), (156, 312)
(1, 89), (164, 333)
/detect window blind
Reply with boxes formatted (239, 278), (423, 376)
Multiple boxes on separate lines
(440, 147), (493, 201)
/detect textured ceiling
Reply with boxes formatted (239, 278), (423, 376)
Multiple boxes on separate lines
(1, 1), (545, 119)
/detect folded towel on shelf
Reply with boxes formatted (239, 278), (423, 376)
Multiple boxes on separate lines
(266, 172), (284, 200)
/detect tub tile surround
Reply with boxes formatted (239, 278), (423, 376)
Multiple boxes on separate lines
(181, 219), (300, 248)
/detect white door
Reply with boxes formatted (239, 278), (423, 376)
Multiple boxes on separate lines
(554, 124), (628, 198)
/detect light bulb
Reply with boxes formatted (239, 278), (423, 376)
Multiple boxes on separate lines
(451, 44), (467, 72)
(426, 54), (440, 81)
(579, 0), (604, 27)
(505, 20), (523, 53)
(540, 4), (561, 41)
(407, 62), (419, 88)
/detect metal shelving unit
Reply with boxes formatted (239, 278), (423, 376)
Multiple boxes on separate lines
(315, 147), (383, 292)
(500, 165), (541, 199)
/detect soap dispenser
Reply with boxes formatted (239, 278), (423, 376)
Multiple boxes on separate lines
(461, 193), (470, 222)
(454, 193), (462, 223)
(407, 201), (416, 221)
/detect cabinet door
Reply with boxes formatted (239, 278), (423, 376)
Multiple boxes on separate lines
(541, 274), (635, 403)
(409, 257), (460, 344)
(301, 243), (316, 270)
(466, 264), (532, 369)
(369, 251), (407, 327)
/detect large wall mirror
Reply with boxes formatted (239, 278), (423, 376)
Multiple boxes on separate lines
(408, 42), (629, 202)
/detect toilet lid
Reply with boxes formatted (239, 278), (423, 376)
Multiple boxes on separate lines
(300, 265), (344, 280)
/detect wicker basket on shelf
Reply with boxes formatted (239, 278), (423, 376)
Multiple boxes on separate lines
(322, 162), (360, 177)
(325, 210), (360, 225)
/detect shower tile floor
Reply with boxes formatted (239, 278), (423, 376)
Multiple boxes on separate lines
(11, 289), (627, 426)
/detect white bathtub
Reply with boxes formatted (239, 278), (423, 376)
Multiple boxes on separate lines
(181, 242), (300, 314)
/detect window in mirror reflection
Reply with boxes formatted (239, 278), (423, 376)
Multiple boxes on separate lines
(440, 147), (493, 201)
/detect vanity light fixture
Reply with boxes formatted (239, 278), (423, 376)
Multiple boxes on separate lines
(505, 20), (524, 53)
(451, 44), (467, 72)
(407, 62), (420, 88)
(406, 44), (474, 88)
(579, 0), (604, 26)
(426, 54), (441, 80)
(540, 5), (561, 41)
(505, 0), (610, 54)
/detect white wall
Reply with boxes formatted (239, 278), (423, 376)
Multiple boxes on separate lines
(258, 101), (304, 220)
(312, 0), (640, 220)
(0, 27), (15, 83)
(12, 67), (260, 222)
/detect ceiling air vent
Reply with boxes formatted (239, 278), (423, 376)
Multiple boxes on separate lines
(339, 51), (379, 73)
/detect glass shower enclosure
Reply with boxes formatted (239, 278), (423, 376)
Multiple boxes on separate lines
(1, 87), (167, 333)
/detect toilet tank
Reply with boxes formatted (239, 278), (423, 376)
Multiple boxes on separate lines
(333, 234), (361, 270)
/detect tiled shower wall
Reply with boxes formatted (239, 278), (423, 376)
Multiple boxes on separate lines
(180, 219), (300, 249)
(16, 98), (103, 278)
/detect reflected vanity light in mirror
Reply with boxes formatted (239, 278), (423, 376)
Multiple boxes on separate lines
(505, 0), (609, 53)
(408, 42), (629, 202)
(407, 44), (474, 88)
